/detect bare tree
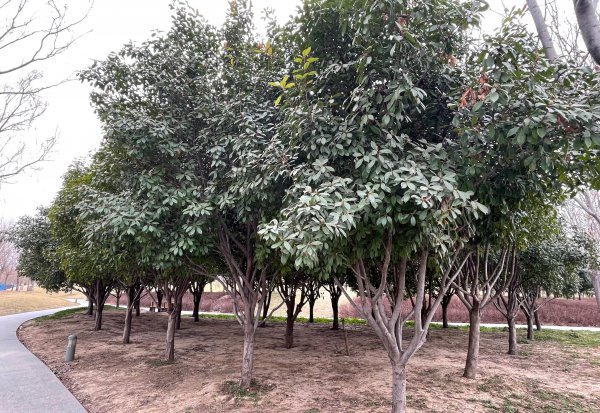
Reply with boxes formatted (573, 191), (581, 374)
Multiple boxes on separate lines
(574, 0), (600, 64)
(0, 0), (89, 183)
(562, 193), (600, 308)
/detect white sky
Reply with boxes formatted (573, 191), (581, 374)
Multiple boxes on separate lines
(0, 0), (574, 221)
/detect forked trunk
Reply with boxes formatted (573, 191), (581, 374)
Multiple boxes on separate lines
(507, 316), (517, 355)
(331, 294), (339, 330)
(165, 310), (177, 362)
(240, 327), (256, 388)
(391, 362), (407, 413)
(463, 303), (481, 379)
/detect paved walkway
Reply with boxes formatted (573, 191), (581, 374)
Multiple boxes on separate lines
(0, 307), (87, 413)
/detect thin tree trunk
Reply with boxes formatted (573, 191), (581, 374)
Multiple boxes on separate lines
(94, 280), (104, 331)
(240, 325), (256, 388)
(591, 271), (600, 309)
(442, 301), (449, 328)
(175, 293), (183, 330)
(507, 316), (517, 355)
(86, 298), (93, 315)
(285, 302), (295, 349)
(308, 298), (315, 323)
(157, 289), (163, 311)
(115, 291), (120, 308)
(134, 294), (141, 317)
(331, 294), (339, 330)
(525, 312), (534, 340)
(534, 309), (542, 331)
(391, 362), (407, 413)
(123, 294), (133, 344)
(193, 293), (201, 322)
(165, 310), (177, 362)
(463, 302), (481, 379)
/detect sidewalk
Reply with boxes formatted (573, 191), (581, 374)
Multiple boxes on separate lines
(0, 307), (87, 413)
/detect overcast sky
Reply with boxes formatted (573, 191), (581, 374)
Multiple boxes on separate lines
(0, 0), (573, 221)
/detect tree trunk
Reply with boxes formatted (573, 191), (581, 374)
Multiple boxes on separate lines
(165, 309), (177, 362)
(123, 301), (133, 344)
(574, 0), (600, 65)
(134, 294), (141, 317)
(463, 302), (481, 379)
(391, 362), (407, 413)
(525, 312), (534, 340)
(308, 298), (315, 323)
(507, 316), (517, 355)
(115, 291), (120, 308)
(193, 293), (201, 322)
(240, 326), (256, 388)
(527, 0), (559, 61)
(86, 298), (93, 316)
(591, 271), (600, 310)
(157, 289), (163, 311)
(534, 309), (542, 331)
(331, 294), (339, 330)
(442, 301), (449, 328)
(285, 300), (295, 348)
(94, 280), (104, 331)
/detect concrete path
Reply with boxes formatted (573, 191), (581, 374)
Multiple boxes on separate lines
(0, 307), (87, 413)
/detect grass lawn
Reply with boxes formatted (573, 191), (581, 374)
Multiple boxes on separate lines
(0, 288), (84, 316)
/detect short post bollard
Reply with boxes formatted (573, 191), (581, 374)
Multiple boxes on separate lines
(65, 335), (77, 362)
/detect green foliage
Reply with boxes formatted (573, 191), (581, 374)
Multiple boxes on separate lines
(10, 207), (68, 292)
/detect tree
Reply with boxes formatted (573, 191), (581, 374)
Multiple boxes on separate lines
(10, 208), (68, 290)
(277, 271), (309, 348)
(0, 0), (88, 182)
(49, 163), (116, 330)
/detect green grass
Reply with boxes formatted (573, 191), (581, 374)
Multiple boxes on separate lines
(532, 330), (600, 348)
(195, 312), (367, 325)
(34, 307), (84, 322)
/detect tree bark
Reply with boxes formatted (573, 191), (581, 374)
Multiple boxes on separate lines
(285, 300), (295, 349)
(165, 309), (177, 362)
(308, 298), (315, 323)
(134, 293), (141, 317)
(534, 309), (542, 331)
(94, 280), (105, 331)
(590, 271), (600, 309)
(157, 289), (164, 311)
(86, 298), (93, 315)
(240, 326), (256, 388)
(507, 316), (517, 355)
(193, 293), (201, 322)
(525, 312), (534, 340)
(442, 302), (449, 328)
(331, 293), (340, 330)
(123, 302), (133, 344)
(574, 0), (600, 65)
(463, 302), (481, 379)
(391, 362), (407, 413)
(527, 0), (559, 61)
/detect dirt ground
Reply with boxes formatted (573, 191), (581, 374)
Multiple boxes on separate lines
(19, 309), (600, 413)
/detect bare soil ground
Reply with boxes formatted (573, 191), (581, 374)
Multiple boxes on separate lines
(19, 309), (600, 413)
(0, 289), (82, 316)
